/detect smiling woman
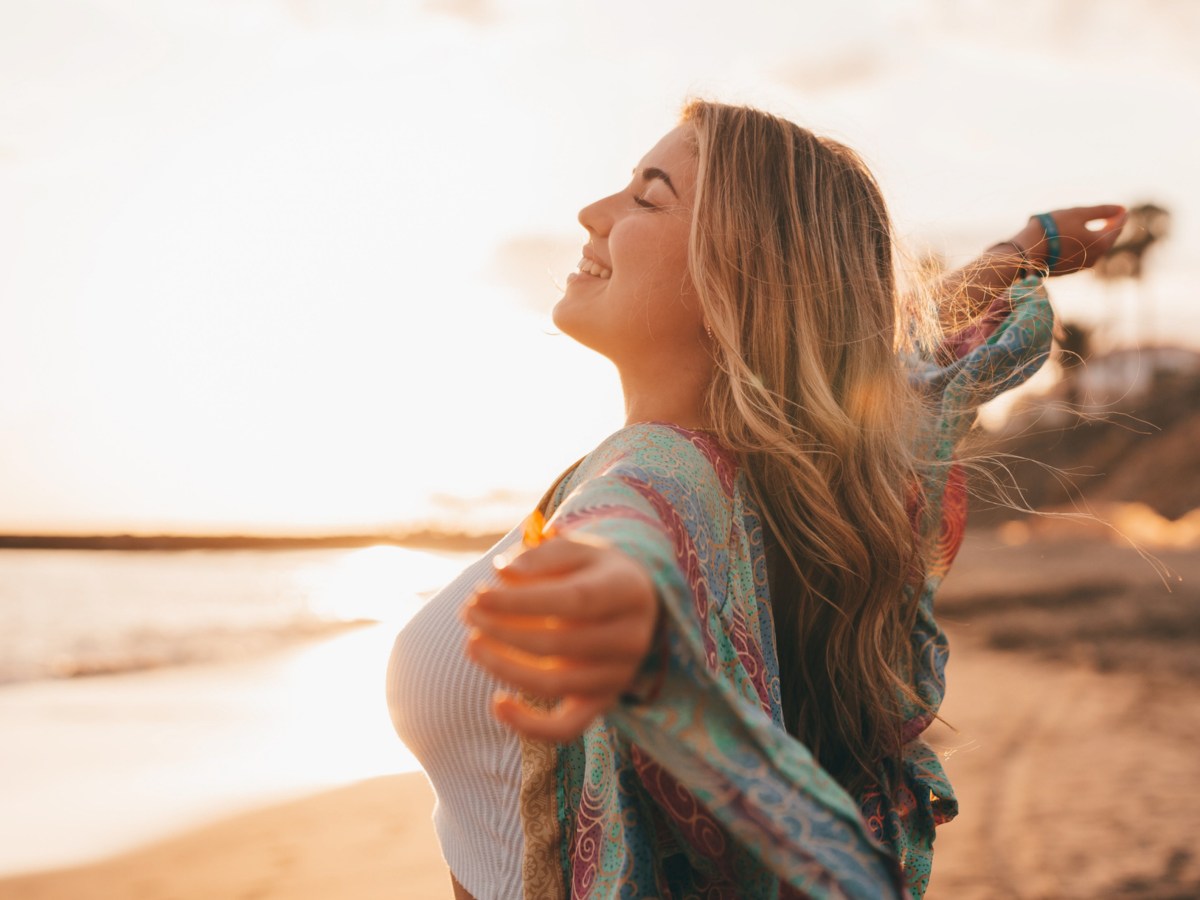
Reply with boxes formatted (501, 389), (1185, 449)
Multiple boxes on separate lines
(386, 99), (1126, 900)
(553, 125), (708, 431)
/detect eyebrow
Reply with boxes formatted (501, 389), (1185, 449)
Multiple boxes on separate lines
(632, 166), (679, 198)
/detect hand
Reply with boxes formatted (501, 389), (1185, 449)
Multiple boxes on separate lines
(461, 534), (660, 743)
(1013, 204), (1128, 276)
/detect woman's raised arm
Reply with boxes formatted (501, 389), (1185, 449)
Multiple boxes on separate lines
(935, 204), (1127, 361)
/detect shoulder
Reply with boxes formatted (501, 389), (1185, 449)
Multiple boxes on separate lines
(575, 422), (737, 499)
(545, 423), (740, 537)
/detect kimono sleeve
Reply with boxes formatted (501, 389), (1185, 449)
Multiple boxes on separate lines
(547, 456), (907, 900)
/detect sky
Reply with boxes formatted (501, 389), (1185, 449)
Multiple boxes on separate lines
(1, 0), (1198, 535)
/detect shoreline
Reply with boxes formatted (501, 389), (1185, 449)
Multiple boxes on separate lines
(0, 530), (506, 553)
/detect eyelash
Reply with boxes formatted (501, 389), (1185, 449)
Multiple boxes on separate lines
(632, 195), (655, 209)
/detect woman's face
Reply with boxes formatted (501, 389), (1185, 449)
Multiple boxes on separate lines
(552, 125), (702, 367)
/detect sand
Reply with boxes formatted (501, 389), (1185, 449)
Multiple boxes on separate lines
(3, 524), (1198, 899)
(0, 773), (451, 900)
(927, 630), (1200, 899)
(925, 522), (1200, 898)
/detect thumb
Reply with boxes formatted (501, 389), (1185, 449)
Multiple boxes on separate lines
(494, 533), (604, 582)
(492, 691), (608, 742)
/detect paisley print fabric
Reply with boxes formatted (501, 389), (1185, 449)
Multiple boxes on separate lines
(518, 277), (1054, 899)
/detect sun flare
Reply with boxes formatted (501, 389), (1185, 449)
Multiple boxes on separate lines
(296, 546), (474, 626)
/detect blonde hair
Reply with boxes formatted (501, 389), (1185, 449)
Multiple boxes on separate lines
(680, 100), (934, 796)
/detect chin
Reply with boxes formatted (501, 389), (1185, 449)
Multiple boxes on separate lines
(551, 293), (611, 358)
(550, 291), (584, 337)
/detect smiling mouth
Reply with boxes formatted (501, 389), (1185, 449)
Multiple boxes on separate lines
(576, 257), (612, 279)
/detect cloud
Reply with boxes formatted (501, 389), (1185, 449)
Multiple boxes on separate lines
(421, 0), (498, 26)
(483, 233), (579, 313)
(770, 45), (886, 94)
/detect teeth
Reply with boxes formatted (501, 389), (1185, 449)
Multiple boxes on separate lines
(577, 257), (612, 279)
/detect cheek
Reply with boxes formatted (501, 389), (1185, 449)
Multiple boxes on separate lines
(614, 224), (693, 297)
(643, 239), (695, 321)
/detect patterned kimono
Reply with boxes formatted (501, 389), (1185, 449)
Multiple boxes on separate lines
(517, 277), (1054, 899)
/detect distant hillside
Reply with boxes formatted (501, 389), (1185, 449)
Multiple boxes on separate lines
(971, 355), (1200, 522)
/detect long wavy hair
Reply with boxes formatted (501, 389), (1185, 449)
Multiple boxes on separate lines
(680, 100), (936, 796)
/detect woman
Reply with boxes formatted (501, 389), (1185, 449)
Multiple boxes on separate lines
(389, 100), (1125, 899)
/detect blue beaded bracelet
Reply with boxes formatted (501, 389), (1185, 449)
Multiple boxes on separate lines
(1035, 212), (1060, 274)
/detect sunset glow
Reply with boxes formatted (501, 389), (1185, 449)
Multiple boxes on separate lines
(2, 1), (1197, 536)
(3, 5), (1198, 897)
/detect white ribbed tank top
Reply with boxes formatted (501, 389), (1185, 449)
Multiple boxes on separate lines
(386, 526), (525, 899)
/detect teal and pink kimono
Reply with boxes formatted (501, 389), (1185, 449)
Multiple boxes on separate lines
(517, 277), (1054, 899)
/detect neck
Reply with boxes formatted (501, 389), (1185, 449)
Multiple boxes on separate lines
(618, 355), (712, 431)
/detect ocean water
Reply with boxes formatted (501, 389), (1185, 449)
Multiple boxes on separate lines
(0, 544), (496, 875)
(0, 545), (479, 686)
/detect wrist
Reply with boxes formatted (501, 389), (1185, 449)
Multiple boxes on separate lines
(1012, 220), (1051, 273)
(1011, 215), (1058, 276)
(986, 237), (1035, 282)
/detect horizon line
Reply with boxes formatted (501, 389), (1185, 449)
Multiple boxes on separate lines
(0, 529), (506, 553)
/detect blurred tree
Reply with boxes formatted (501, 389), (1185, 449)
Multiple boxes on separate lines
(1092, 202), (1171, 356)
(1093, 202), (1171, 281)
(1056, 320), (1092, 407)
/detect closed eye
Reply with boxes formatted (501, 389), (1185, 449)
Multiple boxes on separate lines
(632, 195), (656, 209)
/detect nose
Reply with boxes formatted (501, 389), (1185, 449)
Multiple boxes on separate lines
(578, 192), (619, 239)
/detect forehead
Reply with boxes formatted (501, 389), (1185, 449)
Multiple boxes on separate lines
(635, 124), (697, 195)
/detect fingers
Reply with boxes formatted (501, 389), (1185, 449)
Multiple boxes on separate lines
(471, 570), (647, 619)
(475, 544), (655, 619)
(491, 692), (608, 743)
(1048, 204), (1126, 225)
(1074, 207), (1128, 268)
(464, 606), (651, 661)
(1073, 203), (1126, 221)
(1080, 206), (1128, 244)
(466, 630), (634, 698)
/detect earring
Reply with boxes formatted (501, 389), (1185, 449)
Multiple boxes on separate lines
(704, 320), (714, 339)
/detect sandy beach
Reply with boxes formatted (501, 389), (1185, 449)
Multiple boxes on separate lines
(0, 774), (450, 900)
(3, 522), (1198, 899)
